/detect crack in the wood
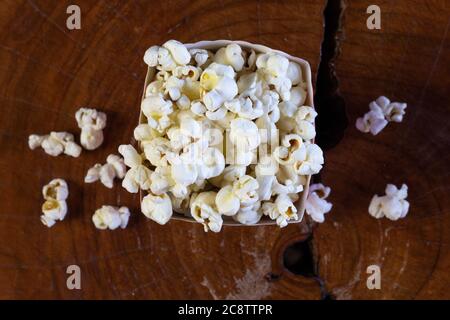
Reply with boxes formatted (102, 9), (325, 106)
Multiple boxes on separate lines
(314, 0), (348, 152)
(310, 0), (347, 299)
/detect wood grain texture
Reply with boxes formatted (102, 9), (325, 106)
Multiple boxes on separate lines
(0, 0), (326, 299)
(1, 0), (449, 300)
(314, 0), (450, 299)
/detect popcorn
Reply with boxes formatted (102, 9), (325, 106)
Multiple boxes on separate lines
(191, 191), (223, 232)
(189, 48), (211, 67)
(355, 109), (387, 136)
(142, 137), (172, 167)
(29, 132), (82, 157)
(40, 179), (69, 228)
(134, 41), (324, 230)
(144, 41), (191, 71)
(41, 200), (67, 227)
(356, 96), (407, 135)
(279, 87), (307, 117)
(216, 185), (240, 216)
(233, 201), (262, 225)
(141, 94), (173, 133)
(141, 192), (173, 225)
(286, 61), (303, 86)
(369, 184), (409, 221)
(200, 63), (238, 111)
(43, 178), (69, 201)
(92, 206), (130, 230)
(84, 154), (126, 189)
(162, 40), (191, 65)
(28, 134), (45, 150)
(262, 193), (298, 228)
(305, 183), (332, 223)
(214, 43), (245, 72)
(293, 143), (324, 175)
(118, 144), (152, 193)
(256, 52), (292, 100)
(197, 147), (225, 179)
(84, 164), (102, 183)
(75, 108), (107, 150)
(232, 175), (259, 206)
(229, 118), (260, 150)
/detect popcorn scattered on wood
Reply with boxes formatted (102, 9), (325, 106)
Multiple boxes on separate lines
(305, 183), (333, 223)
(84, 154), (126, 189)
(75, 108), (107, 150)
(369, 184), (409, 221)
(92, 205), (130, 230)
(356, 96), (407, 135)
(40, 179), (69, 227)
(28, 132), (82, 157)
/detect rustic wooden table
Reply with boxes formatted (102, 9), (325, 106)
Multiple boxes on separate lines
(0, 0), (449, 299)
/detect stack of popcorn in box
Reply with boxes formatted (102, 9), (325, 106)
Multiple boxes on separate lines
(118, 40), (324, 232)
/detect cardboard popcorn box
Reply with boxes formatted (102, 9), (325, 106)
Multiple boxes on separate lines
(139, 40), (315, 226)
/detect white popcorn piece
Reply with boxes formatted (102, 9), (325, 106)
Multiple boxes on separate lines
(143, 46), (159, 67)
(356, 96), (407, 135)
(41, 178), (69, 228)
(286, 61), (303, 86)
(30, 132), (82, 157)
(369, 184), (409, 221)
(75, 108), (107, 150)
(256, 52), (289, 78)
(200, 63), (238, 111)
(84, 163), (102, 183)
(295, 106), (318, 123)
(191, 100), (207, 116)
(229, 118), (260, 150)
(262, 194), (299, 228)
(150, 166), (174, 195)
(79, 124), (104, 151)
(189, 48), (211, 67)
(84, 154), (126, 188)
(28, 134), (46, 150)
(118, 144), (152, 193)
(305, 183), (332, 223)
(92, 205), (130, 230)
(197, 147), (225, 180)
(75, 108), (107, 131)
(142, 137), (172, 167)
(216, 185), (240, 216)
(232, 175), (259, 206)
(145, 80), (164, 97)
(106, 155), (127, 179)
(134, 123), (161, 142)
(355, 110), (388, 136)
(256, 52), (292, 100)
(141, 94), (173, 133)
(214, 43), (245, 72)
(191, 191), (223, 232)
(273, 134), (305, 165)
(279, 87), (307, 117)
(293, 143), (324, 175)
(141, 192), (173, 225)
(233, 202), (262, 225)
(162, 40), (191, 66)
(385, 102), (407, 123)
(256, 175), (275, 201)
(41, 199), (67, 227)
(42, 179), (69, 201)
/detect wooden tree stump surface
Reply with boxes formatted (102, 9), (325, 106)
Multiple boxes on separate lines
(0, 0), (448, 299)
